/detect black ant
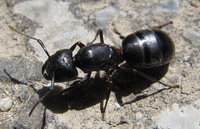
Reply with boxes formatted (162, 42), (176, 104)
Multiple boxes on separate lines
(8, 21), (179, 128)
(9, 26), (121, 118)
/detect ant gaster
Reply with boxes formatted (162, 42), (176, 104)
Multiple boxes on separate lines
(120, 21), (179, 88)
(122, 29), (175, 68)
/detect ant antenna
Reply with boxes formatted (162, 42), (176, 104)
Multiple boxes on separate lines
(8, 25), (50, 57)
(152, 21), (173, 29)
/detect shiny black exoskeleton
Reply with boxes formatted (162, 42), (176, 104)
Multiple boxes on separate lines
(75, 44), (121, 73)
(42, 49), (78, 82)
(9, 26), (80, 84)
(40, 30), (122, 84)
(9, 26), (122, 121)
(122, 29), (175, 68)
(9, 22), (179, 128)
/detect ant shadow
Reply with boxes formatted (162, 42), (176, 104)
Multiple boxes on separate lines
(35, 63), (170, 114)
(4, 64), (171, 129)
(35, 75), (108, 114)
(4, 63), (170, 115)
(112, 63), (170, 106)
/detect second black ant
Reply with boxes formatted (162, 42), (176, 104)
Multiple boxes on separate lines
(9, 21), (180, 128)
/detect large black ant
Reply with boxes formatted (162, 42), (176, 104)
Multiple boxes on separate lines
(9, 21), (179, 128)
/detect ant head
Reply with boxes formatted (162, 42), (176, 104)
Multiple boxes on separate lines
(8, 26), (78, 82)
(42, 49), (78, 82)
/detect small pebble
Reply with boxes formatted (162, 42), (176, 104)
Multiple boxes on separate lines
(0, 97), (13, 112)
(159, 0), (180, 11)
(95, 6), (118, 28)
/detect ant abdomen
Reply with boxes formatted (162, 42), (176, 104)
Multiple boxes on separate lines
(122, 29), (175, 68)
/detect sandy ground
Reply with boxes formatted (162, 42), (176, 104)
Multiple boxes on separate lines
(0, 0), (200, 129)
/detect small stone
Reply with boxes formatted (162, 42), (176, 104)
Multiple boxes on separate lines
(95, 6), (118, 28)
(155, 104), (200, 129)
(0, 97), (13, 112)
(159, 0), (180, 11)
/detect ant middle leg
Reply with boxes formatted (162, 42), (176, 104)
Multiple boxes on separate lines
(70, 42), (85, 51)
(29, 71), (55, 116)
(62, 72), (91, 95)
(88, 29), (104, 45)
(3, 69), (49, 129)
(101, 70), (113, 120)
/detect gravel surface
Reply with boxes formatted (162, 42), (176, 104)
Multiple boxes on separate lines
(0, 0), (199, 129)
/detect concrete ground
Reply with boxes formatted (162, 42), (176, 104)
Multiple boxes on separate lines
(0, 0), (199, 129)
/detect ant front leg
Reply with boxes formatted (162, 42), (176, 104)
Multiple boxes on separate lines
(41, 108), (47, 129)
(61, 72), (91, 95)
(78, 72), (91, 83)
(29, 72), (56, 129)
(88, 29), (104, 45)
(3, 68), (49, 129)
(101, 70), (113, 120)
(29, 72), (55, 116)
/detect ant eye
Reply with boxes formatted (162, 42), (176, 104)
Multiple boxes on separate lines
(62, 57), (68, 63)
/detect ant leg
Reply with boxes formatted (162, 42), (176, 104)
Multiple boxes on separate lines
(120, 66), (180, 88)
(29, 87), (52, 116)
(69, 72), (91, 86)
(132, 68), (180, 88)
(98, 29), (104, 44)
(152, 21), (173, 29)
(101, 71), (113, 120)
(79, 72), (91, 83)
(41, 108), (47, 129)
(62, 72), (91, 95)
(50, 71), (55, 90)
(88, 29), (104, 45)
(29, 72), (55, 116)
(9, 26), (50, 57)
(123, 88), (170, 105)
(70, 42), (85, 51)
